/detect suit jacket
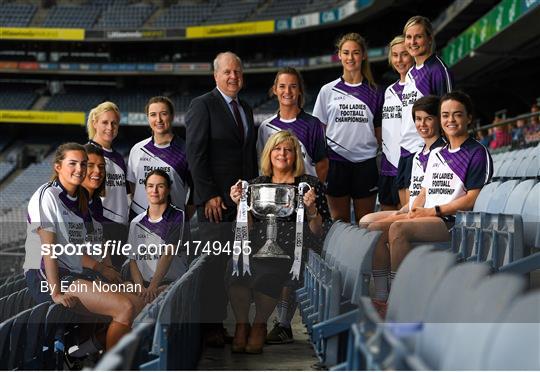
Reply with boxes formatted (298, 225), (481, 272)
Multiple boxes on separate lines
(185, 88), (258, 212)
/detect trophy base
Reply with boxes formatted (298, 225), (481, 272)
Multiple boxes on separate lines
(253, 240), (290, 259)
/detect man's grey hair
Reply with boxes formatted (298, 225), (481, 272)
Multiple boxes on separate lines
(213, 51), (243, 72)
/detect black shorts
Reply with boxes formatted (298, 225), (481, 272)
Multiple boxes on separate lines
(327, 158), (379, 198)
(395, 154), (415, 189)
(378, 175), (400, 206)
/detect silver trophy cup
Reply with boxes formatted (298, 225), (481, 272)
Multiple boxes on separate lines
(249, 184), (296, 259)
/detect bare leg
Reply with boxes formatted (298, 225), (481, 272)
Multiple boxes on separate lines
(229, 284), (251, 352)
(327, 195), (351, 222)
(398, 188), (409, 209)
(353, 194), (377, 223)
(359, 210), (397, 228)
(388, 217), (450, 272)
(229, 284), (250, 324)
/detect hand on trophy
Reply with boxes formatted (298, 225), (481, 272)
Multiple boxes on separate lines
(303, 188), (317, 215)
(230, 181), (243, 205)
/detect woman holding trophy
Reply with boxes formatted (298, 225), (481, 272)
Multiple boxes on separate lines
(228, 130), (331, 354)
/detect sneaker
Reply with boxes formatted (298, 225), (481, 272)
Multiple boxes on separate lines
(372, 299), (388, 320)
(266, 321), (293, 344)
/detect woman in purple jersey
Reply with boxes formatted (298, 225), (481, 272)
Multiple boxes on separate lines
(379, 35), (414, 210)
(379, 92), (491, 315)
(257, 67), (329, 345)
(257, 67), (328, 181)
(87, 101), (130, 269)
(397, 16), (453, 208)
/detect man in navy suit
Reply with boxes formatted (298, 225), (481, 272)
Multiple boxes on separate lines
(186, 51), (257, 346)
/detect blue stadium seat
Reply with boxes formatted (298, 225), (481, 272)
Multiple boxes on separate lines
(485, 179), (519, 213)
(402, 263), (490, 370)
(23, 302), (51, 369)
(8, 307), (33, 369)
(95, 322), (154, 370)
(473, 181), (501, 212)
(522, 182), (540, 249)
(483, 291), (540, 370)
(348, 246), (455, 370)
(440, 273), (526, 370)
(0, 318), (15, 370)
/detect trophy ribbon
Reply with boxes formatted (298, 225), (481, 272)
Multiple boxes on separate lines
(233, 180), (250, 276)
(290, 182), (310, 280)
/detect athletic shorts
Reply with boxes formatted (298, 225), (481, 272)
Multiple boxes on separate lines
(327, 158), (379, 198)
(378, 175), (400, 206)
(395, 154), (415, 189)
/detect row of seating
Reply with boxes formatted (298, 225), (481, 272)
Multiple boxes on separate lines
(453, 179), (540, 272)
(299, 174), (540, 369)
(492, 144), (539, 179)
(342, 246), (539, 370)
(0, 277), (26, 300)
(95, 254), (207, 370)
(0, 287), (34, 324)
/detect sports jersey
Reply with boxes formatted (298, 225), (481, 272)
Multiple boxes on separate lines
(381, 81), (406, 176)
(127, 136), (190, 219)
(401, 54), (453, 156)
(87, 195), (106, 262)
(313, 77), (383, 163)
(88, 140), (129, 225)
(257, 110), (327, 177)
(422, 138), (493, 211)
(409, 137), (446, 209)
(127, 204), (187, 283)
(23, 181), (91, 273)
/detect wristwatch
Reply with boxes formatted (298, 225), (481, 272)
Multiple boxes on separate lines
(306, 209), (318, 220)
(434, 205), (442, 217)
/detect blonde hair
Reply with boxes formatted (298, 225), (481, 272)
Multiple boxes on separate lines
(336, 33), (376, 88)
(260, 130), (305, 177)
(269, 67), (306, 109)
(86, 101), (120, 140)
(387, 35), (406, 69)
(403, 15), (435, 54)
(50, 142), (88, 214)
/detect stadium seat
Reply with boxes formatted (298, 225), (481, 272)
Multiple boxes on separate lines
(0, 318), (15, 370)
(483, 291), (540, 370)
(402, 263), (491, 370)
(349, 246), (454, 370)
(95, 322), (154, 371)
(503, 179), (537, 215)
(8, 307), (33, 369)
(522, 182), (540, 249)
(23, 302), (51, 369)
(440, 273), (526, 370)
(485, 179), (519, 213)
(473, 181), (501, 212)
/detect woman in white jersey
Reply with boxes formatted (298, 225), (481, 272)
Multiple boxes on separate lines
(313, 33), (383, 223)
(257, 67), (328, 181)
(397, 15), (453, 207)
(24, 143), (145, 350)
(127, 96), (192, 221)
(379, 35), (414, 210)
(359, 96), (445, 314)
(127, 169), (188, 303)
(87, 101), (129, 269)
(388, 91), (492, 303)
(257, 67), (328, 344)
